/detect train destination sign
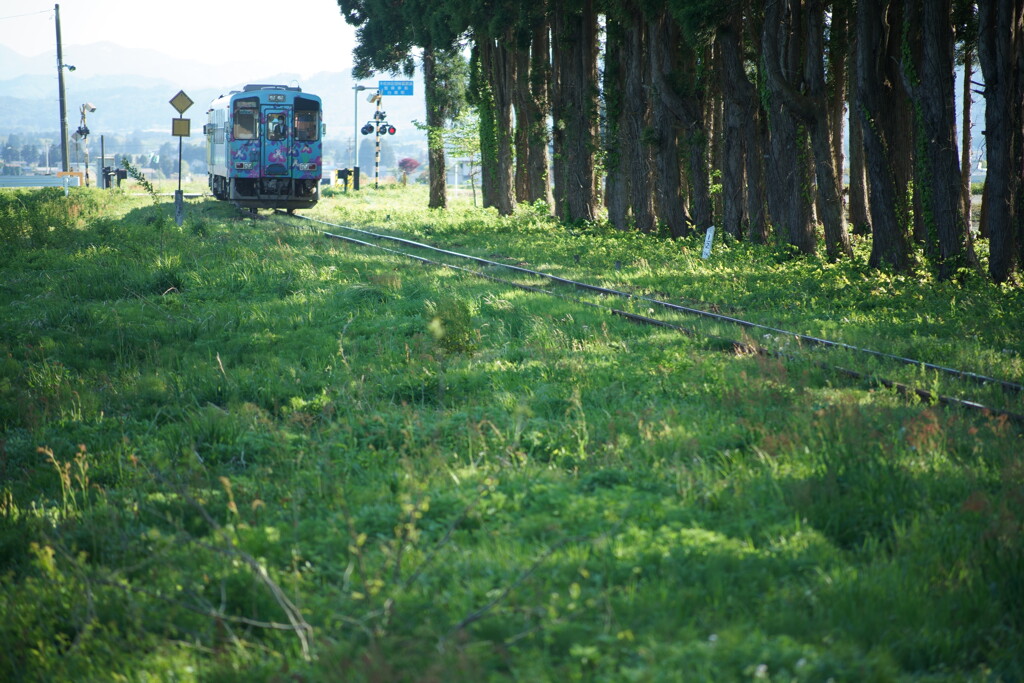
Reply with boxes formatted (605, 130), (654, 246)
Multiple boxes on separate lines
(378, 80), (414, 96)
(170, 90), (193, 114)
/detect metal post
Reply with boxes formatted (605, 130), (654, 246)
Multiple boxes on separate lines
(352, 83), (368, 190)
(353, 85), (359, 169)
(99, 134), (104, 188)
(375, 93), (381, 189)
(175, 136), (184, 226)
(55, 4), (69, 172)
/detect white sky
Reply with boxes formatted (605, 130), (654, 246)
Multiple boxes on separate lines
(0, 0), (357, 79)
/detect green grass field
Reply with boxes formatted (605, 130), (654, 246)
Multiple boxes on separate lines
(1, 183), (1022, 681)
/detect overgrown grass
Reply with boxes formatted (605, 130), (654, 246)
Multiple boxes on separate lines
(0, 184), (1021, 681)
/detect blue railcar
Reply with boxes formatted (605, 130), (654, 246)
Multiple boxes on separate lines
(205, 84), (323, 210)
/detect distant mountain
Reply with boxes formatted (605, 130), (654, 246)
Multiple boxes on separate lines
(0, 43), (426, 147)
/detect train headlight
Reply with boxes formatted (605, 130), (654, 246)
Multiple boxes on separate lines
(234, 162), (254, 170)
(298, 163), (318, 172)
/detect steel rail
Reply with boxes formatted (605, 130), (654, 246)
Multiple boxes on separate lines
(309, 223), (1024, 426)
(292, 214), (1022, 396)
(281, 212), (1023, 423)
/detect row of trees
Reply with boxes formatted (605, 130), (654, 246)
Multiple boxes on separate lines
(341, 0), (1022, 281)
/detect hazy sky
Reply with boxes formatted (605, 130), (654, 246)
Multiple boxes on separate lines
(0, 0), (358, 79)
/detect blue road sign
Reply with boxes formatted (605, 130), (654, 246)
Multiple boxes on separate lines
(379, 80), (414, 96)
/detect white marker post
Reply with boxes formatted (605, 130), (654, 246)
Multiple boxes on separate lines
(701, 226), (716, 259)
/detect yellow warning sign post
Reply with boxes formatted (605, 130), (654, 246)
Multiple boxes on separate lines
(170, 90), (193, 226)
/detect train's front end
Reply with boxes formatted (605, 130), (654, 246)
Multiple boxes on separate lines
(209, 84), (323, 211)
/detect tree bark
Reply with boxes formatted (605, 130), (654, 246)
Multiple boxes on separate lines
(423, 46), (447, 209)
(717, 19), (749, 240)
(858, 0), (911, 270)
(960, 47), (973, 234)
(473, 43), (499, 210)
(828, 1), (849, 183)
(762, 0), (817, 255)
(649, 9), (690, 237)
(527, 23), (553, 207)
(513, 46), (530, 204)
(763, 0), (850, 260)
(620, 11), (655, 233)
(847, 4), (871, 236)
(977, 0), (1023, 282)
(914, 0), (977, 277)
(490, 33), (517, 216)
(551, 0), (599, 223)
(604, 17), (628, 230)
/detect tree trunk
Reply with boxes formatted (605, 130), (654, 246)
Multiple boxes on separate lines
(490, 33), (517, 216)
(423, 46), (447, 209)
(914, 0), (977, 278)
(710, 51), (725, 228)
(745, 10), (768, 244)
(473, 43), (499, 210)
(620, 11), (655, 233)
(513, 46), (530, 204)
(717, 19), (748, 239)
(805, 0), (852, 260)
(847, 6), (871, 236)
(828, 1), (849, 182)
(858, 0), (911, 270)
(604, 17), (627, 230)
(527, 23), (553, 207)
(763, 0), (851, 259)
(551, 0), (598, 223)
(649, 10), (690, 237)
(762, 0), (817, 254)
(977, 0), (1023, 282)
(960, 47), (973, 234)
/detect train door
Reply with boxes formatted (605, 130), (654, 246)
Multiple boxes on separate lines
(261, 106), (292, 189)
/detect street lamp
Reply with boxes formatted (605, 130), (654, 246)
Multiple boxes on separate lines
(352, 84), (370, 170)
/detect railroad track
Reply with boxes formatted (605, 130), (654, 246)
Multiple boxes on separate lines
(276, 210), (1024, 428)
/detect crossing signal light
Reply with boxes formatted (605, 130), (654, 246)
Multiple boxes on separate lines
(387, 125), (396, 135)
(377, 124), (388, 135)
(360, 123), (374, 135)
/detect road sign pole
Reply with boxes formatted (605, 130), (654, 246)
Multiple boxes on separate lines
(169, 90), (193, 227)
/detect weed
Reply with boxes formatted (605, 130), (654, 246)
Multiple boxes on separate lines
(0, 186), (1021, 680)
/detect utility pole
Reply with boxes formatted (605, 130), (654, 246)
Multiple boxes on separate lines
(55, 3), (70, 172)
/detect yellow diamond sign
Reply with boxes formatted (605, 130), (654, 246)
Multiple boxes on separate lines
(170, 90), (193, 114)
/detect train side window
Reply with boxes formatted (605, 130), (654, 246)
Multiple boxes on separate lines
(233, 98), (259, 140)
(234, 110), (256, 140)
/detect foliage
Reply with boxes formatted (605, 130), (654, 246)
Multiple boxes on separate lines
(398, 158), (421, 174)
(0, 185), (1022, 681)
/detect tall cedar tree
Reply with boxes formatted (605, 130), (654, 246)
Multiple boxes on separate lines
(857, 0), (912, 270)
(551, 0), (600, 222)
(907, 0), (977, 278)
(978, 0), (1023, 283)
(763, 0), (852, 260)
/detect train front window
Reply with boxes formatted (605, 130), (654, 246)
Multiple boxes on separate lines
(293, 96), (320, 141)
(233, 98), (258, 140)
(267, 113), (288, 141)
(294, 111), (318, 141)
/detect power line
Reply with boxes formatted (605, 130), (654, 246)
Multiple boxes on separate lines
(0, 9), (52, 21)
